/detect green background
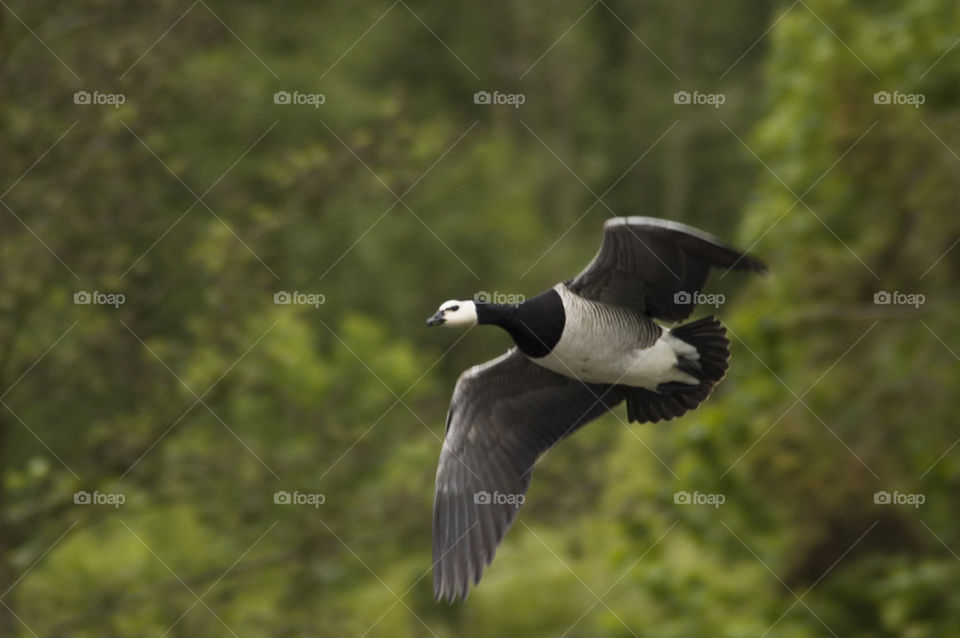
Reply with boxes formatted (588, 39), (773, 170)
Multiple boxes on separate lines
(2, 1), (959, 636)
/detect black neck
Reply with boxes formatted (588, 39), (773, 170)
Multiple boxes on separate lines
(476, 289), (565, 358)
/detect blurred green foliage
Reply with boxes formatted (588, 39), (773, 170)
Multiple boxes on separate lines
(1, 1), (958, 636)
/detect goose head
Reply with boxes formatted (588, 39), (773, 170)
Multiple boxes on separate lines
(426, 300), (477, 327)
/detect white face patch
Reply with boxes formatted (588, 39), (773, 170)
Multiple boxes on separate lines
(436, 300), (478, 327)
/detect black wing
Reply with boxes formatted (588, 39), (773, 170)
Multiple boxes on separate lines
(433, 349), (623, 602)
(567, 216), (767, 322)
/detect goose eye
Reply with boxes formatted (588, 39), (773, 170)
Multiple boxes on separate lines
(448, 305), (459, 312)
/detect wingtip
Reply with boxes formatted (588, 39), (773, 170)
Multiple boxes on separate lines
(433, 560), (470, 604)
(737, 253), (769, 275)
(433, 577), (450, 604)
(433, 584), (467, 605)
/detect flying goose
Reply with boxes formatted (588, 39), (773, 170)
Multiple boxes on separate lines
(426, 216), (766, 602)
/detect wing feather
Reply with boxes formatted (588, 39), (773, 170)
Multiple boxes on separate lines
(432, 349), (623, 602)
(567, 216), (766, 321)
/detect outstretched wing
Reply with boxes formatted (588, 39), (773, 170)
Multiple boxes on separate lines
(567, 216), (767, 322)
(433, 349), (623, 602)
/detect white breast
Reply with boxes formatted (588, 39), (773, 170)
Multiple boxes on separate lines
(529, 285), (698, 389)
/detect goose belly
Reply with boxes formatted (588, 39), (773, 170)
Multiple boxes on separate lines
(524, 285), (699, 388)
(531, 333), (677, 387)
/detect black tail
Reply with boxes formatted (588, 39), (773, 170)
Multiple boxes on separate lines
(624, 316), (730, 423)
